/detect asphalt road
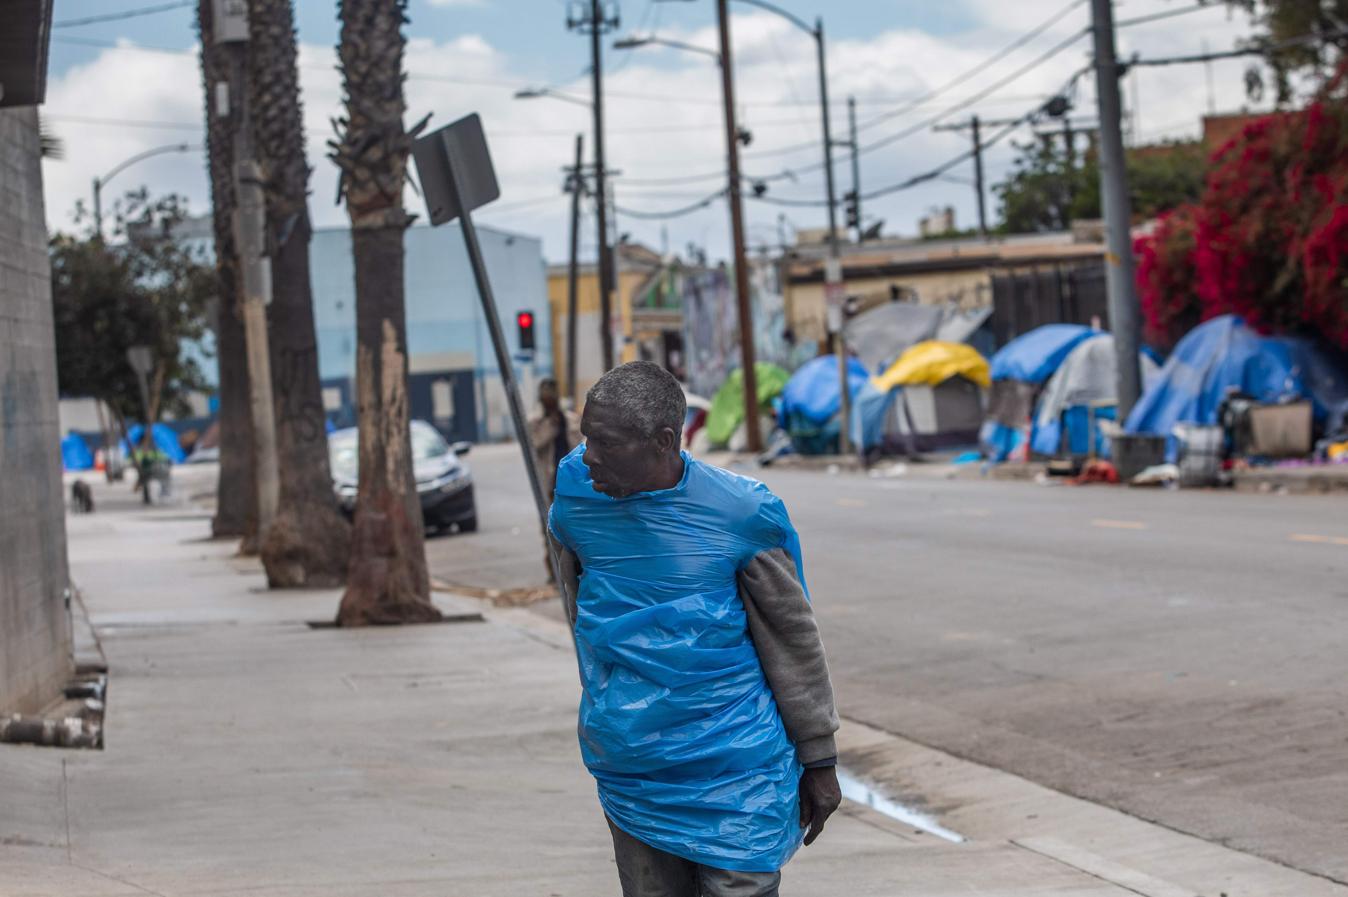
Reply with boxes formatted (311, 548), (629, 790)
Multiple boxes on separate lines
(425, 445), (1348, 884)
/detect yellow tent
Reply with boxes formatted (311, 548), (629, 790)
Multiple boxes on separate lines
(873, 340), (990, 392)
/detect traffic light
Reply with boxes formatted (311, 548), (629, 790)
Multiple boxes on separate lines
(516, 310), (536, 352)
(844, 190), (859, 230)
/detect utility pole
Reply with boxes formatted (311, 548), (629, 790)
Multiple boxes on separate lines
(971, 115), (987, 238)
(217, 2), (279, 535)
(715, 0), (762, 453)
(1063, 117), (1076, 208)
(565, 133), (584, 409)
(934, 116), (988, 238)
(569, 1), (619, 372)
(847, 96), (861, 240)
(1089, 0), (1142, 417)
(813, 17), (849, 455)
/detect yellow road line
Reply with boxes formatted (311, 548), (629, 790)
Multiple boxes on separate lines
(1091, 519), (1147, 530)
(1290, 533), (1348, 546)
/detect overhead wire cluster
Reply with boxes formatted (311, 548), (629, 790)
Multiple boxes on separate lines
(607, 0), (1245, 223)
(47, 0), (1307, 230)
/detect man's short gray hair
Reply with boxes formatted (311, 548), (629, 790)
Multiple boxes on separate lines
(586, 361), (686, 440)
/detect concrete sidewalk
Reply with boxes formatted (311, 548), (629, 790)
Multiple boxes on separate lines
(3, 499), (1345, 896)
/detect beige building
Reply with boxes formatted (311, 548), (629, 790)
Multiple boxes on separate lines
(781, 231), (1106, 344)
(546, 243), (690, 403)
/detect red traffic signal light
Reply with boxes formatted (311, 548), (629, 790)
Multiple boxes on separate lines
(516, 310), (536, 351)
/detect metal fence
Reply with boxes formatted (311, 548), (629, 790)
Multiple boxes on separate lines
(990, 261), (1108, 347)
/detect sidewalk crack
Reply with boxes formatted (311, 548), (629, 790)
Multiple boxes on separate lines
(72, 863), (171, 897)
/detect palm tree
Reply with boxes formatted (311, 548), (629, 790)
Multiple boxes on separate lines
(196, 0), (257, 547)
(248, 0), (351, 587)
(329, 0), (439, 625)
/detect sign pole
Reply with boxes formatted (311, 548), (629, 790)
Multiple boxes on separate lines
(439, 149), (562, 584)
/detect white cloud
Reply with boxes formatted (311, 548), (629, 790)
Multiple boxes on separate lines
(39, 3), (1269, 265)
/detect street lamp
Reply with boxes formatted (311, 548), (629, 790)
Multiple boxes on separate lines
(513, 86), (594, 108)
(92, 143), (200, 238)
(613, 34), (721, 59)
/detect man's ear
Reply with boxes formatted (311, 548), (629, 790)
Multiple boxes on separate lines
(655, 427), (678, 454)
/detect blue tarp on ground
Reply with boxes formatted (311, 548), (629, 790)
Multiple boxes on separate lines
(123, 423), (187, 464)
(989, 324), (1097, 384)
(778, 355), (870, 427)
(62, 433), (95, 471)
(1125, 315), (1348, 439)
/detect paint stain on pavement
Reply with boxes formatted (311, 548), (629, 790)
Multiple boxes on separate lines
(1091, 519), (1147, 530)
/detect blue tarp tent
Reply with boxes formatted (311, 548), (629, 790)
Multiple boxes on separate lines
(1030, 334), (1160, 458)
(779, 354), (870, 426)
(983, 324), (1098, 461)
(61, 433), (95, 471)
(123, 423), (187, 464)
(989, 324), (1098, 384)
(1125, 315), (1348, 442)
(779, 355), (869, 454)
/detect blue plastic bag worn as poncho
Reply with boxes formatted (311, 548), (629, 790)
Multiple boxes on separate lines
(548, 447), (806, 873)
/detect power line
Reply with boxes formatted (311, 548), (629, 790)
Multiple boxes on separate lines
(747, 78), (1061, 209)
(738, 2), (1221, 171)
(52, 1), (193, 29)
(1130, 28), (1348, 67)
(855, 0), (1087, 136)
(614, 190), (726, 220)
(42, 112), (201, 132)
(851, 27), (1088, 160)
(749, 25), (1088, 187)
(1114, 2), (1221, 29)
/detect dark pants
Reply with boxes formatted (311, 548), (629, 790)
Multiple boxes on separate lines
(608, 819), (781, 897)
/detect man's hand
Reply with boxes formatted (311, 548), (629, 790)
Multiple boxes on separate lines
(798, 766), (842, 846)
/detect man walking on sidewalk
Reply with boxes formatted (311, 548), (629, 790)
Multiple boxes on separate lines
(549, 362), (841, 897)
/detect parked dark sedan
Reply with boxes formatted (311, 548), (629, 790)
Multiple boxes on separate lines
(329, 421), (477, 533)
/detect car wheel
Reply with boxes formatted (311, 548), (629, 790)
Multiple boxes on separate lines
(458, 515), (478, 534)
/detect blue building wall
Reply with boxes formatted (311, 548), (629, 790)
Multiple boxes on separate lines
(308, 224), (550, 442)
(192, 221), (549, 442)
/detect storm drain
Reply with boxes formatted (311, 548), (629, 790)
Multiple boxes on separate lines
(837, 767), (965, 843)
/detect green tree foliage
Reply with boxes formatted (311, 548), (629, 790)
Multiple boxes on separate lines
(1226, 0), (1348, 102)
(50, 191), (215, 435)
(994, 137), (1208, 234)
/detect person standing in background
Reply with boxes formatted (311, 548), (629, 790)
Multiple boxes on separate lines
(529, 378), (581, 580)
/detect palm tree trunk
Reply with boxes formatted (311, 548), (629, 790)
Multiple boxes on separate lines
(330, 0), (438, 625)
(248, 0), (352, 587)
(197, 0), (257, 547)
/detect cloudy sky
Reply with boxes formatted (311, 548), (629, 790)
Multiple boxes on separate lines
(42, 0), (1268, 264)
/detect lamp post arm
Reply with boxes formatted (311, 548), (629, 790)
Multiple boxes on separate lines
(651, 36), (722, 60)
(734, 0), (816, 37)
(97, 143), (196, 190)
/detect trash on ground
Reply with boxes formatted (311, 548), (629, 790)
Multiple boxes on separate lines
(1131, 463), (1179, 487)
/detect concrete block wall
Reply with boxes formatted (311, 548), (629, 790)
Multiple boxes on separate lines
(0, 106), (73, 715)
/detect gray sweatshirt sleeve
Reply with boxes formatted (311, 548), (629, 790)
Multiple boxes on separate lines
(549, 532), (580, 627)
(737, 547), (840, 765)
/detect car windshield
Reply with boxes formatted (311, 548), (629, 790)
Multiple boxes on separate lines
(412, 425), (450, 461)
(329, 425), (449, 482)
(329, 431), (358, 481)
